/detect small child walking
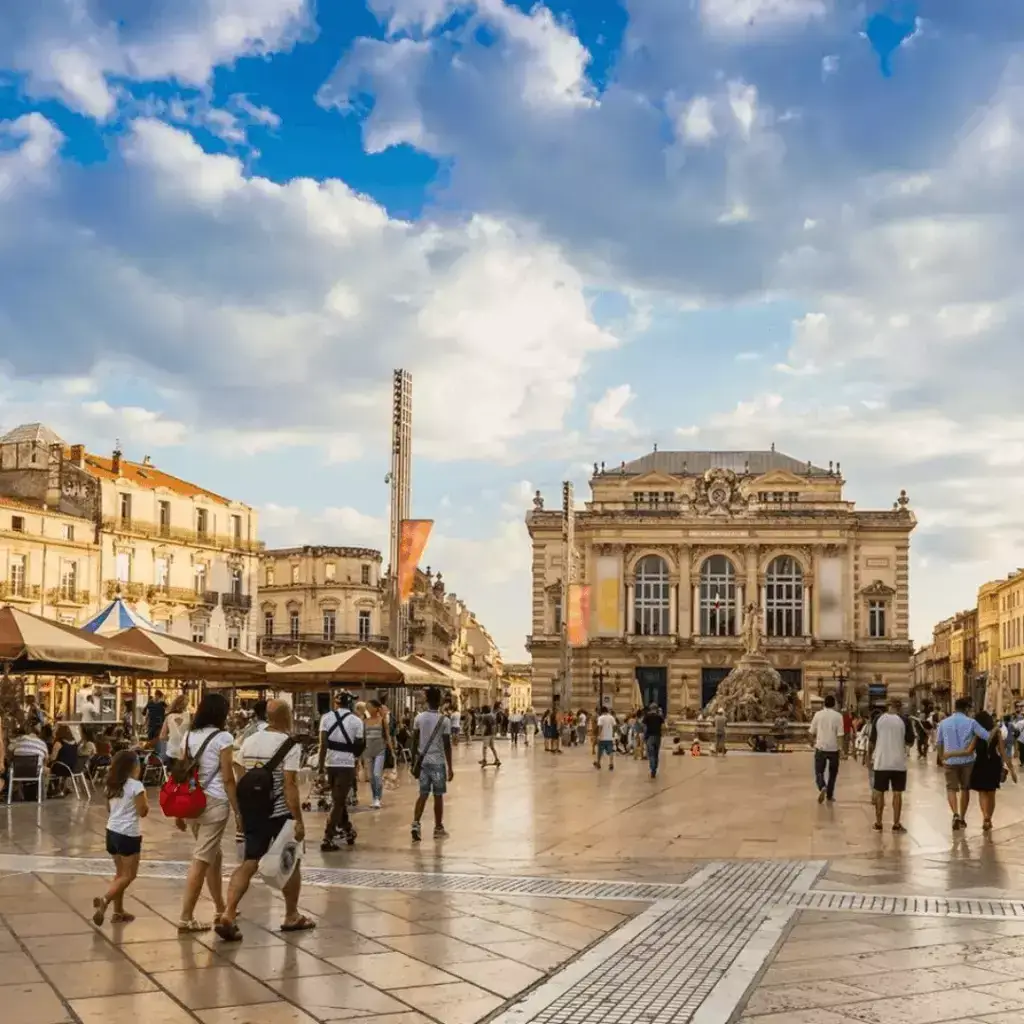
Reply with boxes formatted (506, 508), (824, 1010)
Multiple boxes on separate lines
(93, 750), (148, 925)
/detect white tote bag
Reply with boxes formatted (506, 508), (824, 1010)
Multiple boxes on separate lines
(258, 819), (303, 890)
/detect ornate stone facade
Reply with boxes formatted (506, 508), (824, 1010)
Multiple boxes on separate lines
(526, 449), (916, 722)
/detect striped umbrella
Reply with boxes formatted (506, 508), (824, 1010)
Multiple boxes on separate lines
(81, 598), (156, 635)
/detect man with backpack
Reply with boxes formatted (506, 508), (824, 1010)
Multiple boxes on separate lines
(216, 700), (312, 941)
(317, 690), (365, 852)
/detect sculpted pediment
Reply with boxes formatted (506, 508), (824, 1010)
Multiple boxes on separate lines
(628, 471), (682, 487)
(860, 579), (896, 597)
(750, 470), (806, 487)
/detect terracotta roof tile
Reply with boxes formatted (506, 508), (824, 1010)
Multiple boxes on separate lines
(84, 454), (239, 507)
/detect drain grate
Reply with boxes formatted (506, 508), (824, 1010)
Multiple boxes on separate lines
(785, 889), (1024, 919)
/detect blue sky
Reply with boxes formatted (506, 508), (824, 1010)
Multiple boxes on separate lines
(2, 1), (1024, 657)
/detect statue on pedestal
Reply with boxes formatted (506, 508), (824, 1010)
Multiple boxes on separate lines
(742, 601), (763, 657)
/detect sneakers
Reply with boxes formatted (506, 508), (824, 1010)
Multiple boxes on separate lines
(817, 789), (826, 804)
(371, 800), (381, 810)
(434, 825), (449, 839)
(411, 821), (422, 843)
(320, 837), (340, 852)
(952, 814), (964, 831)
(609, 763), (614, 771)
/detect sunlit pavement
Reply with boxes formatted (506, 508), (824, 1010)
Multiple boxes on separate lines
(5, 740), (1024, 1024)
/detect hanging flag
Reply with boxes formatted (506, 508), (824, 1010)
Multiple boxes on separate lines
(398, 520), (433, 603)
(567, 584), (591, 647)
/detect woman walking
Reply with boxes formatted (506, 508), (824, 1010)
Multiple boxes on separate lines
(364, 700), (393, 809)
(161, 694), (192, 763)
(970, 709), (1017, 831)
(93, 750), (148, 925)
(175, 693), (239, 933)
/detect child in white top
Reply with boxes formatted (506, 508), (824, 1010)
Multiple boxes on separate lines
(93, 749), (148, 925)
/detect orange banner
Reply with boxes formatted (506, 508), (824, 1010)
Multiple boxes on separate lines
(567, 584), (590, 647)
(398, 519), (433, 603)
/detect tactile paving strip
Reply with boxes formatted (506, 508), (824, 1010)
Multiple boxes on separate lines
(784, 889), (1024, 919)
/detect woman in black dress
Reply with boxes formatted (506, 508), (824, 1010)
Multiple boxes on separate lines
(969, 710), (1016, 831)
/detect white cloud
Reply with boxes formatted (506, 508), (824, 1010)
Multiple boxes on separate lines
(0, 115), (617, 462)
(589, 384), (637, 433)
(698, 0), (830, 35)
(2, 1), (312, 120)
(676, 95), (716, 145)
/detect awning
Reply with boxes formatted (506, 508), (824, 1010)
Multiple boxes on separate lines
(0, 605), (169, 675)
(108, 627), (267, 682)
(403, 654), (490, 691)
(267, 647), (439, 689)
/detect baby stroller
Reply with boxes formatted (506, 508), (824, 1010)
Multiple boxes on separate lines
(300, 744), (333, 812)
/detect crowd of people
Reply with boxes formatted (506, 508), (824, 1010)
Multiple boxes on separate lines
(809, 694), (1020, 833)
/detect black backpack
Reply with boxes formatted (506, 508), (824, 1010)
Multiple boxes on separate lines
(236, 737), (299, 824)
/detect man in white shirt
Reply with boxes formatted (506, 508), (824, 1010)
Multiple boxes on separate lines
(869, 697), (915, 833)
(594, 707), (618, 771)
(317, 691), (365, 851)
(808, 694), (844, 803)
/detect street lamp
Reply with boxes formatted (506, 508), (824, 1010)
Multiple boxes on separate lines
(592, 658), (620, 711)
(831, 662), (848, 708)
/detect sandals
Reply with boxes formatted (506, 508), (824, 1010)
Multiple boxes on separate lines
(872, 822), (883, 832)
(891, 824), (907, 834)
(177, 919), (212, 934)
(92, 897), (108, 926)
(215, 920), (243, 943)
(983, 819), (993, 832)
(111, 912), (136, 924)
(280, 915), (317, 933)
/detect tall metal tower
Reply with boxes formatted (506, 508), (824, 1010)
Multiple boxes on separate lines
(559, 480), (575, 712)
(388, 369), (413, 658)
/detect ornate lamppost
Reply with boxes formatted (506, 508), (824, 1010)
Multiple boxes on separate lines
(831, 661), (848, 708)
(592, 658), (620, 712)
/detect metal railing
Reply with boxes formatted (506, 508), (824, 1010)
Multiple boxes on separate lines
(0, 582), (41, 601)
(102, 517), (262, 553)
(222, 593), (252, 611)
(47, 588), (91, 605)
(259, 632), (389, 654)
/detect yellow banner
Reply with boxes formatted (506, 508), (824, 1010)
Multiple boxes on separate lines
(398, 520), (433, 603)
(595, 553), (621, 635)
(567, 584), (590, 647)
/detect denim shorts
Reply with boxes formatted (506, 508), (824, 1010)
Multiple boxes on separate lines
(418, 761), (447, 796)
(598, 740), (614, 756)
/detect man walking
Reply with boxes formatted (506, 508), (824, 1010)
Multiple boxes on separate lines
(869, 697), (915, 833)
(479, 705), (501, 767)
(936, 697), (990, 831)
(317, 691), (365, 851)
(594, 705), (617, 771)
(411, 686), (454, 841)
(643, 703), (665, 779)
(217, 700), (313, 941)
(809, 694), (844, 803)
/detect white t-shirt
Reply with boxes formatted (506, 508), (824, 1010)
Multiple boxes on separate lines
(165, 712), (191, 759)
(579, 713), (588, 728)
(809, 708), (844, 752)
(182, 727), (234, 802)
(597, 713), (616, 742)
(871, 713), (912, 772)
(238, 730), (302, 819)
(107, 778), (146, 838)
(319, 709), (365, 768)
(450, 711), (461, 730)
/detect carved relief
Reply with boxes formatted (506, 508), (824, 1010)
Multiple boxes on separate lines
(821, 544), (845, 557)
(692, 468), (750, 517)
(860, 579), (896, 597)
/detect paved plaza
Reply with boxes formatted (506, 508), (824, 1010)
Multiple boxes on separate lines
(4, 740), (1024, 1024)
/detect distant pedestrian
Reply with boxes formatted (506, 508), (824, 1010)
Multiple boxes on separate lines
(713, 708), (728, 756)
(411, 686), (454, 841)
(869, 697), (914, 833)
(643, 704), (665, 779)
(936, 697), (990, 831)
(594, 707), (617, 771)
(809, 695), (844, 803)
(479, 705), (501, 767)
(969, 710), (1017, 831)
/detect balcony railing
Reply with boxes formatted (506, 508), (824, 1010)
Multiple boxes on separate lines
(259, 632), (389, 655)
(0, 582), (41, 601)
(47, 588), (91, 606)
(222, 592), (253, 611)
(104, 580), (146, 601)
(147, 585), (206, 606)
(102, 517), (263, 553)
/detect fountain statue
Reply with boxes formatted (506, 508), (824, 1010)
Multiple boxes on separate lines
(701, 603), (797, 722)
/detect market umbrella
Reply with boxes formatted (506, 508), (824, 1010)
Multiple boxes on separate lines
(109, 627), (267, 683)
(269, 647), (438, 689)
(403, 654), (485, 691)
(0, 605), (169, 675)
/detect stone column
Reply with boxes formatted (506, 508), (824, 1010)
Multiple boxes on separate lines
(692, 584), (701, 636)
(669, 581), (678, 636)
(761, 583), (768, 632)
(678, 546), (691, 638)
(736, 583), (744, 636)
(626, 583), (635, 635)
(803, 584), (812, 637)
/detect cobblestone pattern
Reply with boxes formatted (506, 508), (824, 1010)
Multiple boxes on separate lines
(491, 860), (821, 1024)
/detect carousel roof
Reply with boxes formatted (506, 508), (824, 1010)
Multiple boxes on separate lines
(82, 598), (156, 635)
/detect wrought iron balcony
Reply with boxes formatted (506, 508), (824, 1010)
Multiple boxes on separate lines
(47, 588), (91, 606)
(104, 580), (146, 601)
(222, 592), (253, 611)
(0, 582), (41, 601)
(258, 632), (389, 656)
(101, 517), (262, 553)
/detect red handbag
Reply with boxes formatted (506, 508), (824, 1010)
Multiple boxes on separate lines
(159, 732), (219, 819)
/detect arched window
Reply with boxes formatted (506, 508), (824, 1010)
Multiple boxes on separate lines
(766, 556), (804, 637)
(634, 555), (670, 635)
(700, 555), (736, 636)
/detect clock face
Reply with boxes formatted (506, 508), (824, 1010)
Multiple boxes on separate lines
(710, 487), (728, 505)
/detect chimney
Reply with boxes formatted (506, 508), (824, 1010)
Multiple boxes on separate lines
(112, 440), (122, 476)
(70, 444), (85, 469)
(142, 455), (152, 466)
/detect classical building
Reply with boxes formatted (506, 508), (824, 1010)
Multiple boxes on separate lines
(526, 449), (916, 719)
(258, 546), (387, 658)
(501, 663), (533, 712)
(0, 423), (260, 649)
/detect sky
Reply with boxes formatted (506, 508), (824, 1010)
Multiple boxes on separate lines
(2, 1), (1023, 659)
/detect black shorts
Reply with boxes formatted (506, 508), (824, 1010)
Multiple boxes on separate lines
(873, 770), (907, 793)
(242, 815), (291, 862)
(106, 830), (142, 857)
